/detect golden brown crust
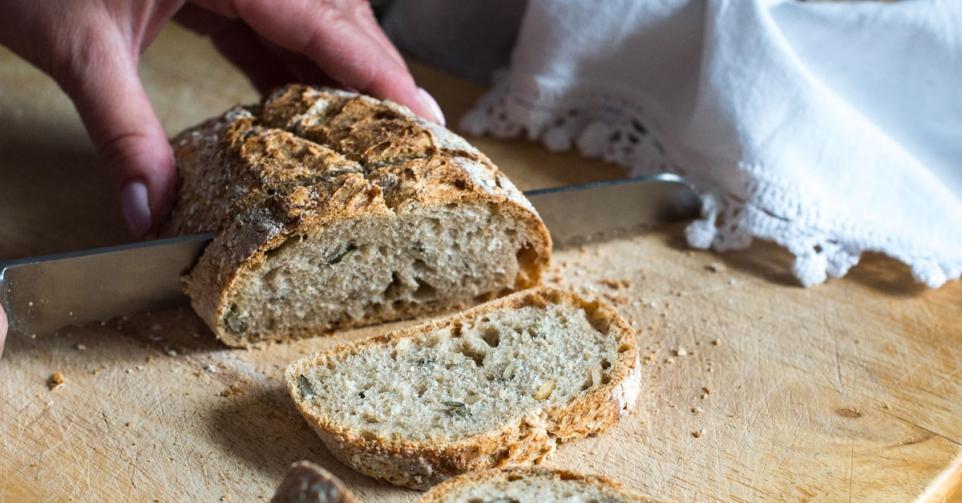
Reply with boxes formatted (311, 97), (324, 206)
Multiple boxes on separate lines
(417, 467), (659, 503)
(285, 287), (640, 490)
(165, 85), (551, 347)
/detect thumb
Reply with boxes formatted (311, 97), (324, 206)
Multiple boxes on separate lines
(60, 42), (175, 237)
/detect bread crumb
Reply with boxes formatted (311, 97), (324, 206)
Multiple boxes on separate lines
(219, 384), (244, 398)
(664, 357), (676, 364)
(674, 347), (688, 357)
(166, 349), (178, 357)
(534, 380), (556, 400)
(600, 278), (630, 289)
(203, 365), (218, 374)
(711, 339), (721, 346)
(691, 406), (703, 415)
(75, 343), (88, 351)
(692, 428), (705, 438)
(701, 386), (712, 399)
(48, 372), (66, 390)
(706, 262), (726, 273)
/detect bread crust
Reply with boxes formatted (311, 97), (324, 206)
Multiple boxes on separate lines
(271, 460), (357, 503)
(165, 85), (551, 347)
(285, 288), (641, 490)
(417, 466), (658, 502)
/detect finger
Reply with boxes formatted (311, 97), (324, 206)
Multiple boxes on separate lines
(176, 6), (295, 94)
(264, 44), (339, 88)
(212, 24), (300, 94)
(58, 32), (175, 237)
(0, 304), (6, 358)
(349, 1), (406, 69)
(194, 0), (444, 123)
(174, 2), (233, 35)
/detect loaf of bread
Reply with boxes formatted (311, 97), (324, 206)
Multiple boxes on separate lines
(165, 85), (551, 346)
(271, 461), (356, 503)
(286, 288), (641, 489)
(419, 467), (656, 503)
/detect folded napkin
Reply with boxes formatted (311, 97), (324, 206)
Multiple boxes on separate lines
(389, 0), (962, 288)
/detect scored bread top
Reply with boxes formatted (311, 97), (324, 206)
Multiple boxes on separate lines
(164, 86), (550, 342)
(166, 85), (539, 236)
(418, 467), (658, 503)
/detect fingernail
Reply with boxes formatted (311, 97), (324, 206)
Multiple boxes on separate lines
(418, 87), (446, 126)
(120, 181), (152, 237)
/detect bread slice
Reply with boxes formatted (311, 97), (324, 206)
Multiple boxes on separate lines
(270, 461), (357, 503)
(165, 85), (551, 347)
(418, 467), (657, 502)
(286, 288), (641, 490)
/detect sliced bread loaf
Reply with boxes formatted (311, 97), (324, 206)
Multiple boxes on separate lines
(286, 288), (641, 489)
(271, 461), (356, 503)
(419, 467), (656, 503)
(165, 85), (550, 347)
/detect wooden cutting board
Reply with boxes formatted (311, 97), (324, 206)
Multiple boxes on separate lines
(1, 25), (960, 502)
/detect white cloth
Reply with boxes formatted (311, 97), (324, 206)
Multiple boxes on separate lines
(455, 0), (962, 288)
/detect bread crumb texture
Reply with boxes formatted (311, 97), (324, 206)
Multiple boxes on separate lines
(419, 467), (657, 503)
(287, 288), (640, 489)
(166, 85), (550, 346)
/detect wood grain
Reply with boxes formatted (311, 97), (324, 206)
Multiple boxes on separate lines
(1, 24), (960, 503)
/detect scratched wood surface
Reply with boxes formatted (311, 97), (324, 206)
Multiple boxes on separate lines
(1, 25), (961, 503)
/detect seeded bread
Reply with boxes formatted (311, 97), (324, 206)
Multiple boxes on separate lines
(419, 467), (657, 503)
(165, 85), (551, 347)
(286, 287), (641, 490)
(271, 461), (357, 503)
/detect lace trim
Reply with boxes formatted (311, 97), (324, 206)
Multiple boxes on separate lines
(460, 76), (962, 288)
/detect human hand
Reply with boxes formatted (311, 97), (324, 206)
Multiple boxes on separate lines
(0, 0), (444, 237)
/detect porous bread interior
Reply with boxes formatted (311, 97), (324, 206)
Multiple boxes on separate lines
(222, 202), (536, 341)
(294, 299), (625, 443)
(430, 472), (634, 503)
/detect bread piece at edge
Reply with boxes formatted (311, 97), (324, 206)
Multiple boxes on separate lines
(270, 461), (357, 503)
(418, 466), (660, 503)
(285, 287), (641, 490)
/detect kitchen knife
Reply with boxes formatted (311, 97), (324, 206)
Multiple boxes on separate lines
(0, 173), (699, 336)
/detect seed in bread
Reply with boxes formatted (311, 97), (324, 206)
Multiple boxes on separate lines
(286, 287), (641, 489)
(166, 85), (551, 347)
(418, 467), (658, 503)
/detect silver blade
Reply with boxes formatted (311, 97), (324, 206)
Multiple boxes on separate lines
(524, 173), (700, 247)
(0, 234), (213, 336)
(0, 174), (699, 336)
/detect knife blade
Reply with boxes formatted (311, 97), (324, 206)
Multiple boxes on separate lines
(0, 173), (699, 336)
